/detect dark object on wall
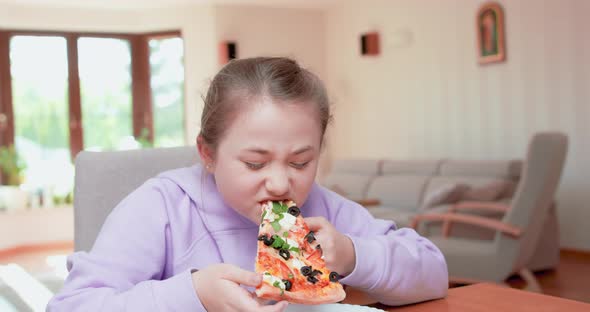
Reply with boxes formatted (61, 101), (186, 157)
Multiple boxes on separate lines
(477, 2), (506, 64)
(360, 32), (380, 56)
(219, 41), (237, 65)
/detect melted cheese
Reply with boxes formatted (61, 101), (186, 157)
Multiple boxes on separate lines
(263, 211), (275, 222)
(278, 213), (297, 231)
(286, 238), (299, 249)
(263, 273), (285, 290)
(291, 258), (306, 270)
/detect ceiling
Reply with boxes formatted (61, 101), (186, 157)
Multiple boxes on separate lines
(0, 0), (341, 9)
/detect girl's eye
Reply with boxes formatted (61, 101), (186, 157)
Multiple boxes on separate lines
(245, 162), (265, 170)
(290, 161), (310, 169)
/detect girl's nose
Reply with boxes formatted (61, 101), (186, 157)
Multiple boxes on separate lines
(265, 167), (289, 197)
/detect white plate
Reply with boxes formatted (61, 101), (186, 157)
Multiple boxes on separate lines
(285, 303), (386, 312)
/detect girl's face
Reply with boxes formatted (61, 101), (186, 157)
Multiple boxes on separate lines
(205, 97), (322, 224)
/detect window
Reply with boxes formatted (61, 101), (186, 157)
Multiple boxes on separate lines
(150, 37), (185, 148)
(10, 35), (72, 194)
(78, 37), (133, 151)
(0, 30), (185, 197)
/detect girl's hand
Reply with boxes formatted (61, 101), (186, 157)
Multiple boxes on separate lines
(192, 263), (288, 312)
(305, 217), (356, 276)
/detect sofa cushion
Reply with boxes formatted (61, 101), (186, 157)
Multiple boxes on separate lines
(381, 159), (442, 175)
(422, 176), (514, 206)
(420, 183), (470, 211)
(366, 176), (430, 210)
(323, 174), (373, 199)
(322, 159), (380, 199)
(368, 207), (416, 228)
(439, 160), (522, 179)
(461, 180), (517, 201)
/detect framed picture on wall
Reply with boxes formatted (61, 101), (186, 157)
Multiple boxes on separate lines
(476, 2), (506, 64)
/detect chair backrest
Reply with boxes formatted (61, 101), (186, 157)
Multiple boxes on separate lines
(496, 132), (568, 274)
(73, 146), (199, 252)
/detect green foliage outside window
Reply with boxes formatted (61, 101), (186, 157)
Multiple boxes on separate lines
(0, 145), (26, 186)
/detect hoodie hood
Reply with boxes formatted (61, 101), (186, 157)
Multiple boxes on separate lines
(156, 164), (256, 233)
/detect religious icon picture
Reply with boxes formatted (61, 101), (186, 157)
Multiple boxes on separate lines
(477, 2), (506, 64)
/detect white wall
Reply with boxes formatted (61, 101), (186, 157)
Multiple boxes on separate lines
(325, 0), (590, 251)
(214, 5), (325, 78)
(0, 3), (219, 143)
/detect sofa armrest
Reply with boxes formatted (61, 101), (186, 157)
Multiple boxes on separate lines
(451, 201), (511, 214)
(410, 212), (522, 238)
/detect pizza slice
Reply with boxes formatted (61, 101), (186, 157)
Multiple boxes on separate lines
(255, 200), (346, 304)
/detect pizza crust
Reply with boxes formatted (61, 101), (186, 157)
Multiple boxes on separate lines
(255, 283), (346, 305)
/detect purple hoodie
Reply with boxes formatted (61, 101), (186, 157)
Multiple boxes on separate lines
(48, 165), (447, 311)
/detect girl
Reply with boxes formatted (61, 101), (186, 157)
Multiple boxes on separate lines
(48, 57), (448, 311)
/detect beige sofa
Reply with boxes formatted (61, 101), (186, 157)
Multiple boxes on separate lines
(322, 158), (560, 272)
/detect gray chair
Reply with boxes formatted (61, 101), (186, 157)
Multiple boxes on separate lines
(411, 132), (568, 291)
(73, 146), (199, 252)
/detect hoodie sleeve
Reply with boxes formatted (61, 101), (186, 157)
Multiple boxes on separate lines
(47, 179), (206, 312)
(324, 189), (449, 306)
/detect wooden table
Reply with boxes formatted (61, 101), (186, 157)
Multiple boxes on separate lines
(345, 283), (590, 311)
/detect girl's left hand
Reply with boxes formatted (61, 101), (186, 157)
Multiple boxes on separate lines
(304, 217), (356, 277)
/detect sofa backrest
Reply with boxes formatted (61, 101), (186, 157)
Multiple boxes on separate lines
(322, 159), (381, 200)
(421, 159), (522, 207)
(323, 158), (524, 211)
(366, 160), (443, 210)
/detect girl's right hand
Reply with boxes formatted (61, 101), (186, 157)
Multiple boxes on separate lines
(192, 263), (289, 312)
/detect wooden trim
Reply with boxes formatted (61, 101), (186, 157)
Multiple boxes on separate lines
(0, 240), (73, 260)
(8, 30), (133, 40)
(7, 29), (180, 40)
(411, 212), (522, 238)
(131, 35), (153, 143)
(67, 34), (83, 160)
(0, 31), (14, 148)
(142, 30), (182, 39)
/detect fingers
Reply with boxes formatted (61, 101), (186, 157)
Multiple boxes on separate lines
(304, 216), (330, 231)
(220, 265), (262, 287)
(225, 283), (267, 311)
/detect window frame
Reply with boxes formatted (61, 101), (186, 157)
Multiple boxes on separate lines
(0, 29), (183, 161)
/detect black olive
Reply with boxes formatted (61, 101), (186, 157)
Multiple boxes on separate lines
(329, 272), (341, 282)
(311, 269), (323, 277)
(305, 231), (315, 243)
(300, 266), (312, 276)
(307, 275), (319, 284)
(262, 235), (275, 246)
(282, 279), (292, 291)
(279, 249), (291, 260)
(315, 244), (322, 250)
(257, 234), (271, 246)
(287, 206), (300, 217)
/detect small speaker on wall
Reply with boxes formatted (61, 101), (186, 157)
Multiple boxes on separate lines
(360, 32), (380, 56)
(219, 41), (238, 65)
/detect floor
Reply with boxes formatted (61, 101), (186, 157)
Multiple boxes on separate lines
(1, 246), (589, 311)
(505, 249), (590, 303)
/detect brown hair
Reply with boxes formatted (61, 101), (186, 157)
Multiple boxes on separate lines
(199, 57), (331, 152)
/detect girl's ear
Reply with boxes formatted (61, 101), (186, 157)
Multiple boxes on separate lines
(197, 135), (215, 173)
